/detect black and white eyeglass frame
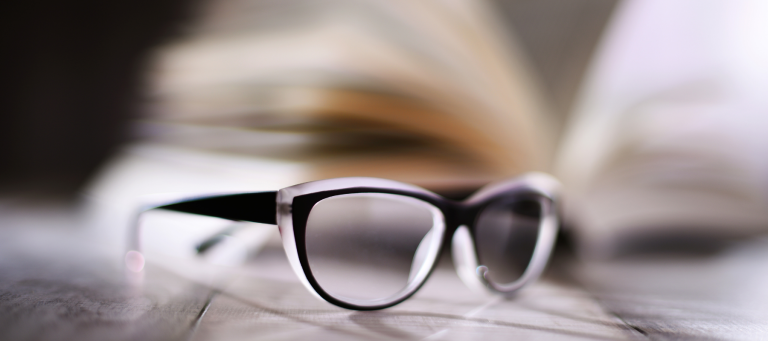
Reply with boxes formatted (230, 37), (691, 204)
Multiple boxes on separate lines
(129, 172), (560, 311)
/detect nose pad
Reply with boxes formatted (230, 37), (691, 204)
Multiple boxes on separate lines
(451, 225), (490, 293)
(408, 229), (435, 282)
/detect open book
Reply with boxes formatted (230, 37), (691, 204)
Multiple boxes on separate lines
(137, 0), (556, 190)
(88, 0), (768, 257)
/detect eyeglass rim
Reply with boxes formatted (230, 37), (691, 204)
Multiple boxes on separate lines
(279, 178), (449, 310)
(278, 173), (560, 310)
(129, 172), (560, 311)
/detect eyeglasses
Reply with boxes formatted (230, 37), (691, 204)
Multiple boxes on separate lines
(127, 172), (560, 310)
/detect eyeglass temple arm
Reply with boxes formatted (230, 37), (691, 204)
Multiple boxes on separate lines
(126, 191), (278, 272)
(154, 191), (278, 225)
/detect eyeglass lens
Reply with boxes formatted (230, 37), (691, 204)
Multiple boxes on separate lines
(474, 198), (541, 286)
(305, 193), (441, 303)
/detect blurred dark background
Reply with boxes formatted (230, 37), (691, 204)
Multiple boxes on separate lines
(0, 0), (197, 196)
(0, 0), (615, 198)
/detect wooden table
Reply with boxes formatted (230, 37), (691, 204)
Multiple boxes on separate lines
(1, 203), (766, 340)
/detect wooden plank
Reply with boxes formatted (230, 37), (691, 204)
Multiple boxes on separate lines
(571, 238), (768, 341)
(0, 265), (212, 341)
(4, 204), (767, 340)
(188, 252), (634, 340)
(0, 206), (212, 341)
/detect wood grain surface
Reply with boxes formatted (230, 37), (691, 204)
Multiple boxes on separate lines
(1, 203), (766, 341)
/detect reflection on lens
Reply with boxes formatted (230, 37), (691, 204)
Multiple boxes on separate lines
(474, 198), (541, 285)
(305, 193), (439, 302)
